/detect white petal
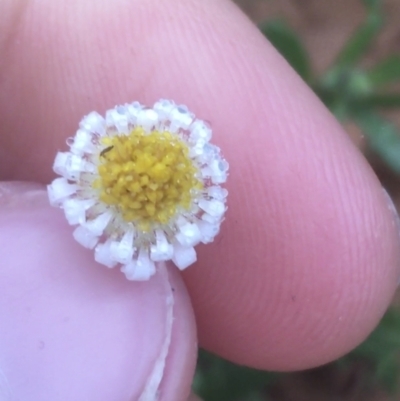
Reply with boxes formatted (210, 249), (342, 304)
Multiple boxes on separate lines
(95, 240), (118, 268)
(207, 186), (228, 200)
(106, 107), (129, 134)
(209, 159), (229, 184)
(53, 152), (95, 181)
(126, 101), (144, 124)
(70, 129), (95, 155)
(201, 212), (222, 224)
(62, 198), (95, 225)
(197, 220), (220, 244)
(121, 249), (156, 281)
(120, 262), (135, 279)
(172, 244), (197, 270)
(83, 211), (113, 236)
(53, 152), (69, 177)
(47, 178), (78, 206)
(136, 109), (159, 133)
(200, 166), (213, 179)
(73, 226), (98, 249)
(137, 248), (156, 276)
(190, 120), (212, 142)
(198, 143), (220, 166)
(175, 222), (202, 247)
(66, 154), (85, 180)
(110, 229), (135, 264)
(189, 139), (206, 158)
(80, 112), (106, 136)
(198, 199), (225, 218)
(150, 230), (173, 262)
(153, 99), (175, 120)
(169, 105), (194, 131)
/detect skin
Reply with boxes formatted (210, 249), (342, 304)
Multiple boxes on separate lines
(1, 0), (400, 399)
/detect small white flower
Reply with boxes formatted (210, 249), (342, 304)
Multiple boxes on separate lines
(48, 99), (228, 281)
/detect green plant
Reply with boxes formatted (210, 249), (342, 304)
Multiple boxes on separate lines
(193, 349), (278, 401)
(260, 0), (400, 174)
(338, 307), (400, 394)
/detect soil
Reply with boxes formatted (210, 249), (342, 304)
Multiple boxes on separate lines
(230, 1), (400, 400)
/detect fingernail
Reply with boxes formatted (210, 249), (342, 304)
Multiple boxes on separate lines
(0, 181), (45, 208)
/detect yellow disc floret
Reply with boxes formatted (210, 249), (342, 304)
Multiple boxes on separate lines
(93, 127), (202, 231)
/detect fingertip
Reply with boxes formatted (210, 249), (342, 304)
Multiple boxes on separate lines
(2, 0), (400, 373)
(0, 183), (197, 400)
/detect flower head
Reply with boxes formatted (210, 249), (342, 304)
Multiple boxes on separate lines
(47, 99), (228, 280)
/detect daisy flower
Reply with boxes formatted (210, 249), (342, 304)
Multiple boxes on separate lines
(47, 99), (228, 281)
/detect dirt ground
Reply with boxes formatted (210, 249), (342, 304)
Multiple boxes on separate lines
(231, 1), (400, 400)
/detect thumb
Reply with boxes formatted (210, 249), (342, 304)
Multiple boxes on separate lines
(0, 182), (197, 401)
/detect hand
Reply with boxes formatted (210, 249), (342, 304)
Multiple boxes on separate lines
(1, 0), (399, 400)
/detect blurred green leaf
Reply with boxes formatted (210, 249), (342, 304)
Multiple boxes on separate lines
(347, 308), (400, 393)
(362, 0), (381, 11)
(259, 19), (311, 81)
(335, 12), (383, 68)
(194, 349), (277, 401)
(366, 55), (400, 86)
(348, 70), (374, 94)
(330, 99), (351, 122)
(356, 112), (400, 174)
(358, 93), (400, 108)
(315, 69), (373, 121)
(376, 354), (399, 393)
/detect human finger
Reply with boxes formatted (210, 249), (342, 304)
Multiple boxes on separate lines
(0, 183), (197, 401)
(0, 0), (399, 370)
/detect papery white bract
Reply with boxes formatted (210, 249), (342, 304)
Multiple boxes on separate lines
(47, 99), (228, 281)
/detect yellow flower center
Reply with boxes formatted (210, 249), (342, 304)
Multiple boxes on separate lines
(93, 127), (202, 231)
